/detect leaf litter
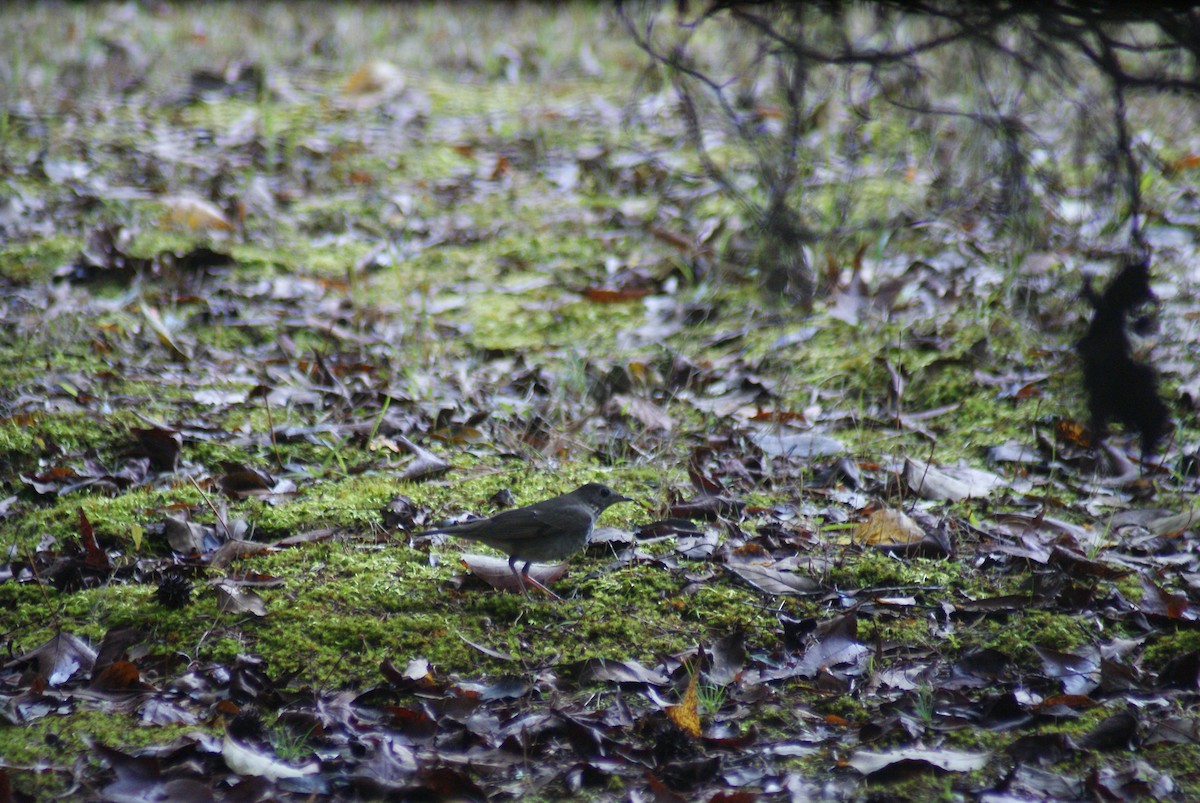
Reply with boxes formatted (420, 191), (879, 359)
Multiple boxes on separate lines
(1, 3), (1199, 801)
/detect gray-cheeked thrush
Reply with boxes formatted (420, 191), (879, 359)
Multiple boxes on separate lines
(421, 483), (632, 597)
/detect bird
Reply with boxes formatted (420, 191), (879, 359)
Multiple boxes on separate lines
(420, 483), (632, 598)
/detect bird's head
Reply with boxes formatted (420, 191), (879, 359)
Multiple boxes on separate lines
(574, 483), (632, 512)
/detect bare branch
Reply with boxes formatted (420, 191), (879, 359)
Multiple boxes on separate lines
(617, 0), (1200, 301)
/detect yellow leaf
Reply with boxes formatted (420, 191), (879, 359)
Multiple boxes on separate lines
(343, 61), (404, 96)
(160, 196), (232, 232)
(666, 668), (701, 738)
(855, 508), (923, 546)
(140, 302), (191, 362)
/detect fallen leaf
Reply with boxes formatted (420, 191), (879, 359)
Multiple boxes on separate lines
(343, 60), (404, 97)
(855, 509), (924, 547)
(582, 287), (653, 303)
(459, 553), (567, 594)
(395, 435), (451, 481)
(214, 582), (267, 616)
(77, 507), (112, 572)
(751, 429), (846, 459)
(160, 195), (233, 232)
(726, 563), (820, 595)
(130, 425), (182, 472)
(905, 459), (1004, 500)
(848, 747), (990, 775)
(12, 632), (97, 686)
(666, 668), (702, 738)
(221, 733), (319, 779)
(573, 658), (670, 686)
(609, 393), (675, 432)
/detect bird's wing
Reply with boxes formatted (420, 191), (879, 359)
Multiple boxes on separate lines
(490, 504), (587, 542)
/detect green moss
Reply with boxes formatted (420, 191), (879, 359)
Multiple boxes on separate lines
(979, 609), (1088, 661)
(822, 694), (870, 722)
(0, 235), (82, 282)
(2, 2), (1199, 796)
(1143, 629), (1200, 669)
(0, 708), (211, 799)
(827, 552), (959, 591)
(214, 546), (747, 685)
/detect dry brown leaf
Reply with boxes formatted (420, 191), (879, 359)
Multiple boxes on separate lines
(848, 747), (990, 775)
(210, 539), (273, 569)
(214, 582), (267, 616)
(582, 287), (653, 303)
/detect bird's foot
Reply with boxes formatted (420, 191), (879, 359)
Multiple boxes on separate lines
(517, 571), (562, 601)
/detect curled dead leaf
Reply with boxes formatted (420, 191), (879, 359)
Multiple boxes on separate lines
(160, 196), (233, 232)
(459, 553), (567, 594)
(221, 734), (318, 779)
(848, 747), (990, 775)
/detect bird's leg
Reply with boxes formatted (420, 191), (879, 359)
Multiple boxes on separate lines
(508, 555), (530, 598)
(508, 556), (562, 601)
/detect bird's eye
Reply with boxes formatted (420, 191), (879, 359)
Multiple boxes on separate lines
(600, 488), (610, 497)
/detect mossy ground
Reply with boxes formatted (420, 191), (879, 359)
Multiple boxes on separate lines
(2, 2), (1199, 800)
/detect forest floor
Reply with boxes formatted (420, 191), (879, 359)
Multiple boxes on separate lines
(1, 3), (1199, 801)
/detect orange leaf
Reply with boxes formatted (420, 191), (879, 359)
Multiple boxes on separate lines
(582, 287), (652, 303)
(731, 543), (770, 559)
(855, 508), (924, 547)
(648, 224), (694, 252)
(1054, 418), (1091, 448)
(343, 61), (404, 96)
(748, 409), (808, 424)
(1037, 694), (1098, 711)
(1015, 381), (1042, 399)
(488, 155), (511, 180)
(91, 660), (144, 691)
(1169, 154), (1200, 172)
(79, 507), (111, 571)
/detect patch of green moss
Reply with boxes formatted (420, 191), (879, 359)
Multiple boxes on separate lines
(230, 547), (728, 685)
(822, 694), (870, 722)
(0, 708), (211, 800)
(858, 613), (944, 652)
(95, 487), (199, 535)
(1, 2), (1198, 796)
(1143, 629), (1200, 670)
(0, 234), (82, 282)
(827, 552), (959, 591)
(978, 609), (1088, 661)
